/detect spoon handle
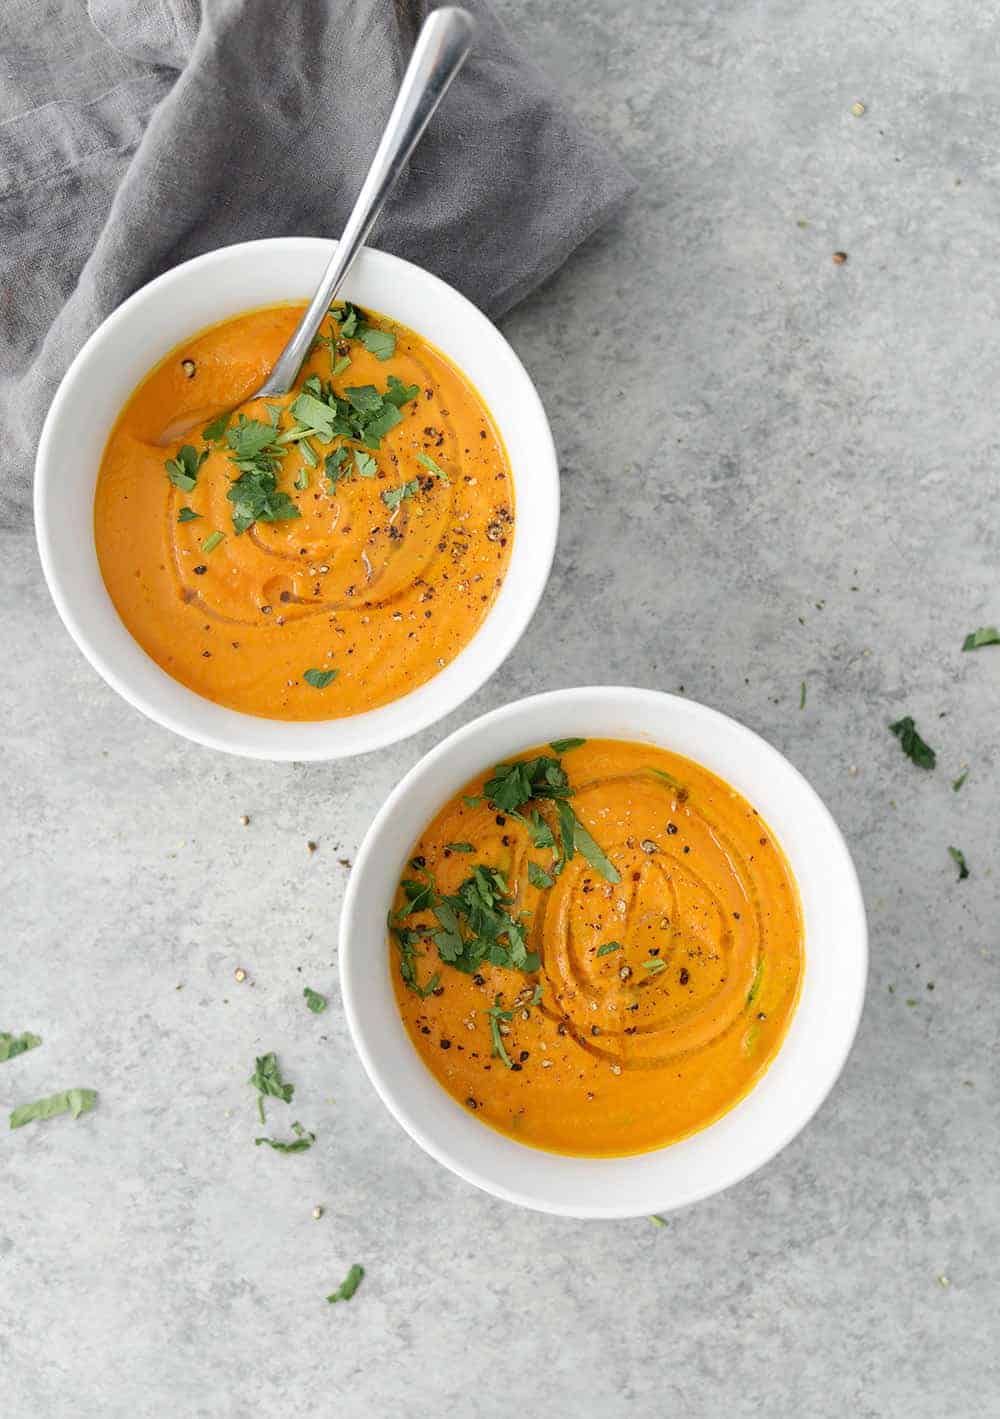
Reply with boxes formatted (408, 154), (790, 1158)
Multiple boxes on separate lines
(256, 7), (475, 398)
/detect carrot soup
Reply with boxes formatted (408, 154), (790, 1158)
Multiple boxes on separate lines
(94, 303), (514, 719)
(389, 737), (804, 1157)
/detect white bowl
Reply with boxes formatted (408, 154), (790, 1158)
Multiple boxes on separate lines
(34, 239), (558, 760)
(340, 686), (868, 1218)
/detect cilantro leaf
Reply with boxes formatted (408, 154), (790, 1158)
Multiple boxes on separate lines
(485, 996), (514, 1069)
(177, 506), (201, 523)
(526, 809), (555, 850)
(360, 401), (404, 447)
(202, 412), (232, 442)
(416, 451), (449, 482)
(303, 987), (327, 1013)
(165, 444), (208, 492)
(248, 1053), (294, 1112)
(0, 1031), (42, 1062)
(391, 926), (441, 998)
(528, 861), (554, 889)
(227, 468), (300, 535)
(382, 479), (419, 511)
(327, 1263), (364, 1303)
(550, 738), (586, 753)
(948, 845), (970, 880)
(889, 716), (936, 770)
(447, 842), (475, 853)
(596, 942), (622, 957)
(484, 757), (571, 814)
(962, 626), (1000, 651)
(303, 668), (337, 689)
(255, 1121), (315, 1153)
(201, 530), (224, 554)
(10, 1088), (96, 1130)
(568, 809), (619, 882)
(747, 958), (764, 1006)
(359, 326), (396, 361)
(642, 958), (667, 975)
(952, 768), (969, 792)
(384, 375), (420, 408)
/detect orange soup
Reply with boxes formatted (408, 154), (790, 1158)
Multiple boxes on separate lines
(389, 738), (804, 1157)
(94, 303), (514, 720)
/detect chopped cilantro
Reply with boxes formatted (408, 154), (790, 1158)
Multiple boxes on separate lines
(747, 958), (764, 1006)
(359, 326), (396, 361)
(164, 444), (208, 492)
(650, 1214), (668, 1228)
(382, 479), (419, 510)
(201, 530), (224, 554)
(550, 738), (586, 753)
(303, 987), (327, 1013)
(353, 450), (377, 478)
(391, 925), (441, 998)
(416, 451), (449, 481)
(255, 1121), (315, 1153)
(462, 795), (482, 808)
(0, 1031), (42, 1062)
(889, 716), (936, 770)
(962, 626), (1000, 651)
(569, 811), (621, 883)
(248, 1053), (294, 1116)
(447, 842), (475, 853)
(303, 668), (338, 689)
(948, 846), (970, 880)
(225, 416), (300, 534)
(527, 861), (554, 889)
(799, 681), (807, 709)
(952, 768), (969, 792)
(596, 942), (622, 957)
(642, 958), (667, 975)
(9, 1088), (96, 1130)
(485, 996), (514, 1069)
(177, 506), (201, 523)
(202, 412), (231, 442)
(327, 1263), (364, 1303)
(644, 766), (687, 796)
(526, 809), (556, 850)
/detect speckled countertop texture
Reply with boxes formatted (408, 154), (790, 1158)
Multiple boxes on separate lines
(3, 0), (998, 1413)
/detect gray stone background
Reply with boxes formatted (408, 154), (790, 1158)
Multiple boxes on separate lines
(3, 0), (998, 1414)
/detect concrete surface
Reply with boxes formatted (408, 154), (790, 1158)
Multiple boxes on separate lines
(3, 0), (999, 1414)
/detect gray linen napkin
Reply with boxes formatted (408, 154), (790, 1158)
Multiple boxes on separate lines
(0, 0), (633, 526)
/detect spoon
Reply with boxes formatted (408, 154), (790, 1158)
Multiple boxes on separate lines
(158, 6), (474, 445)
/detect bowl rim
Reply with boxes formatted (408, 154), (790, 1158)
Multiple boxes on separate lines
(339, 685), (869, 1218)
(33, 237), (559, 761)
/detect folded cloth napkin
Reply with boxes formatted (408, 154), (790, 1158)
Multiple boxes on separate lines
(0, 0), (633, 526)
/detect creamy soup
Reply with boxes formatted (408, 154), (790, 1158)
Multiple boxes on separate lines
(389, 738), (804, 1157)
(94, 303), (514, 719)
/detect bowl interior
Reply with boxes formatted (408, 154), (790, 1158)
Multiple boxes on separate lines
(35, 239), (558, 759)
(340, 687), (868, 1218)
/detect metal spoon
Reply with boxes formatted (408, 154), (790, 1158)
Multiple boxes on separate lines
(159, 6), (474, 445)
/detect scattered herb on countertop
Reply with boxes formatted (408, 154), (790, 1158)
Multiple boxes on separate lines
(201, 530), (224, 554)
(961, 626), (1000, 651)
(650, 1214), (668, 1228)
(644, 766), (688, 797)
(952, 768), (969, 792)
(948, 846), (970, 880)
(642, 958), (667, 975)
(202, 411), (231, 442)
(0, 1032), (42, 1062)
(303, 668), (338, 690)
(485, 996), (514, 1069)
(889, 716), (936, 770)
(9, 1088), (96, 1130)
(303, 987), (327, 1014)
(249, 1052), (294, 1124)
(483, 752), (619, 883)
(800, 681), (807, 709)
(255, 1121), (315, 1153)
(527, 861), (554, 889)
(327, 1263), (365, 1303)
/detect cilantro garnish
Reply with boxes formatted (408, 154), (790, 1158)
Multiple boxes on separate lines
(391, 925), (441, 998)
(550, 738), (586, 753)
(0, 1031), (42, 1062)
(485, 996), (514, 1069)
(383, 479), (419, 510)
(416, 451), (449, 482)
(447, 843), (474, 853)
(9, 1088), (96, 1130)
(952, 768), (969, 792)
(359, 327), (396, 361)
(962, 626), (1000, 651)
(642, 958), (667, 975)
(303, 987), (327, 1013)
(644, 766), (687, 796)
(177, 506), (201, 523)
(353, 450), (377, 478)
(747, 959), (764, 1006)
(327, 1263), (365, 1303)
(596, 942), (622, 957)
(303, 668), (337, 689)
(255, 1121), (315, 1153)
(889, 716), (936, 770)
(948, 846), (970, 880)
(527, 861), (554, 889)
(164, 444), (208, 492)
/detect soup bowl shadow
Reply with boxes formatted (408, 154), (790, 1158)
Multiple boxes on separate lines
(34, 238), (558, 760)
(339, 686), (868, 1218)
